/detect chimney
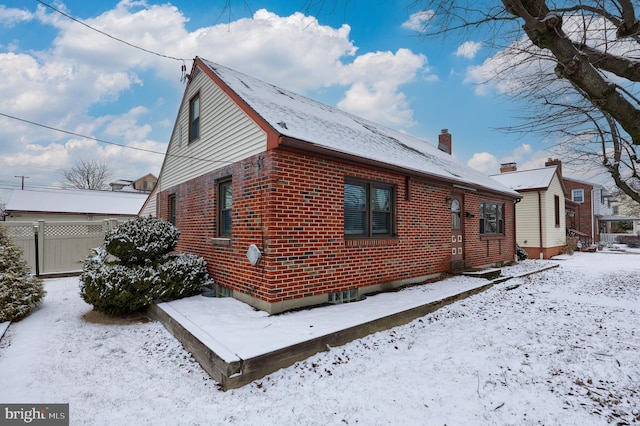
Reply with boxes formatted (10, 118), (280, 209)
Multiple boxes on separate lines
(500, 162), (517, 173)
(545, 158), (562, 178)
(438, 129), (452, 155)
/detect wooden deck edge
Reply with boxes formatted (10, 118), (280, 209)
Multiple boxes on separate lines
(147, 303), (242, 390)
(152, 282), (497, 391)
(225, 281), (496, 390)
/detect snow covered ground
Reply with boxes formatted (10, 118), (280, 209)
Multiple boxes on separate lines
(0, 250), (639, 425)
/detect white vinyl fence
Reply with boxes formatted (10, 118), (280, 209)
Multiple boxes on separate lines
(2, 219), (125, 276)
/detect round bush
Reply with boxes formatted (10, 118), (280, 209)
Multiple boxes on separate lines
(0, 225), (45, 322)
(104, 216), (179, 265)
(157, 253), (209, 300)
(80, 253), (158, 315)
(80, 249), (209, 315)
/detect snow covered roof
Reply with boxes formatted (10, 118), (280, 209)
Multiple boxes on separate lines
(5, 188), (148, 216)
(198, 58), (519, 198)
(490, 166), (559, 191)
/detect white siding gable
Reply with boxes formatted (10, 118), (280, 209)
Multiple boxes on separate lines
(156, 66), (267, 193)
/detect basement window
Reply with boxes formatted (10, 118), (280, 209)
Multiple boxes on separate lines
(328, 289), (357, 304)
(217, 285), (233, 298)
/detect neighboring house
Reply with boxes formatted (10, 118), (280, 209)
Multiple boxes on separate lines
(490, 162), (567, 259)
(150, 58), (520, 314)
(4, 188), (148, 222)
(110, 173), (157, 193)
(609, 194), (640, 236)
(547, 158), (615, 243)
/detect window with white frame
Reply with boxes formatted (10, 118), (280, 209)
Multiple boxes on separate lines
(189, 93), (200, 142)
(572, 189), (584, 203)
(218, 179), (232, 237)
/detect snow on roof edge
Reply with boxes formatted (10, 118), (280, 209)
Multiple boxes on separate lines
(198, 58), (519, 199)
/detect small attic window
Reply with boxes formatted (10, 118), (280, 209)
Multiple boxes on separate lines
(189, 93), (200, 142)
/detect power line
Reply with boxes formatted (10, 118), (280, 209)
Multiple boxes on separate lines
(0, 111), (229, 165)
(35, 0), (190, 62)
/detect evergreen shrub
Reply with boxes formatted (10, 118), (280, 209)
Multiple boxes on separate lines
(0, 224), (45, 322)
(516, 243), (528, 261)
(80, 218), (209, 315)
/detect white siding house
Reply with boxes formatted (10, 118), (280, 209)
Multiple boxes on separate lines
(491, 165), (567, 259)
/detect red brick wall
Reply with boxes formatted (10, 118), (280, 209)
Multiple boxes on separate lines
(562, 180), (594, 240)
(157, 148), (516, 308)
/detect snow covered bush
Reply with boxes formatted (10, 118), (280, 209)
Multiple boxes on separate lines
(516, 243), (528, 261)
(616, 235), (640, 248)
(157, 253), (209, 299)
(104, 216), (179, 265)
(0, 224), (45, 322)
(80, 218), (209, 315)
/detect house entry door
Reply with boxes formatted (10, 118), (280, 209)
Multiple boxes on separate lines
(451, 197), (463, 263)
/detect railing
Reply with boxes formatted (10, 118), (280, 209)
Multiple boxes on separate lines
(599, 233), (631, 245)
(2, 219), (125, 276)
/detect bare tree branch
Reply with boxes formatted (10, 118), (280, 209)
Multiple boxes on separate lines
(413, 0), (640, 203)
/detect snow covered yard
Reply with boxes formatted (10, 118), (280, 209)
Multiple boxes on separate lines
(0, 251), (639, 425)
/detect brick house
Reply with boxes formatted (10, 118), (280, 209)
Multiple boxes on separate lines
(149, 58), (520, 314)
(545, 158), (614, 244)
(490, 162), (567, 259)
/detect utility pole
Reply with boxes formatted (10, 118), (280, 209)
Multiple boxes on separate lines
(14, 175), (29, 190)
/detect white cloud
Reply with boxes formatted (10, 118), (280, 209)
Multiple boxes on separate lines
(467, 152), (499, 174)
(0, 5), (33, 26)
(401, 10), (435, 32)
(336, 49), (426, 126)
(338, 82), (415, 126)
(454, 41), (482, 59)
(467, 144), (536, 174)
(1, 3), (430, 187)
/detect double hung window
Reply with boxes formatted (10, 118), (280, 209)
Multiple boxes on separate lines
(344, 179), (394, 237)
(218, 179), (232, 237)
(479, 202), (504, 235)
(189, 93), (200, 142)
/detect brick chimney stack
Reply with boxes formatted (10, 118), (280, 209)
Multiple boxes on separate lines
(438, 129), (452, 155)
(545, 158), (562, 178)
(500, 162), (517, 173)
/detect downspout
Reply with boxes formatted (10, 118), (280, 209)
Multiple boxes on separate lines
(514, 197), (521, 262)
(538, 191), (544, 259)
(591, 188), (596, 243)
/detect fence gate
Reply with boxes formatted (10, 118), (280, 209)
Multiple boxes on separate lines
(2, 219), (124, 276)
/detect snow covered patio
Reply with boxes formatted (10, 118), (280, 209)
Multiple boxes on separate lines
(149, 261), (559, 390)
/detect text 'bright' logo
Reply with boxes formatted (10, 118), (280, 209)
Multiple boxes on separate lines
(1, 404), (68, 425)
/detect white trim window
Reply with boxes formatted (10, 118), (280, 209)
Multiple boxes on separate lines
(572, 189), (584, 203)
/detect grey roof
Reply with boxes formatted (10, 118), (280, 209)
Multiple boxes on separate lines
(199, 58), (519, 198)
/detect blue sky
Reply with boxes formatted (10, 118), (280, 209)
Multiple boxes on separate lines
(0, 0), (570, 201)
